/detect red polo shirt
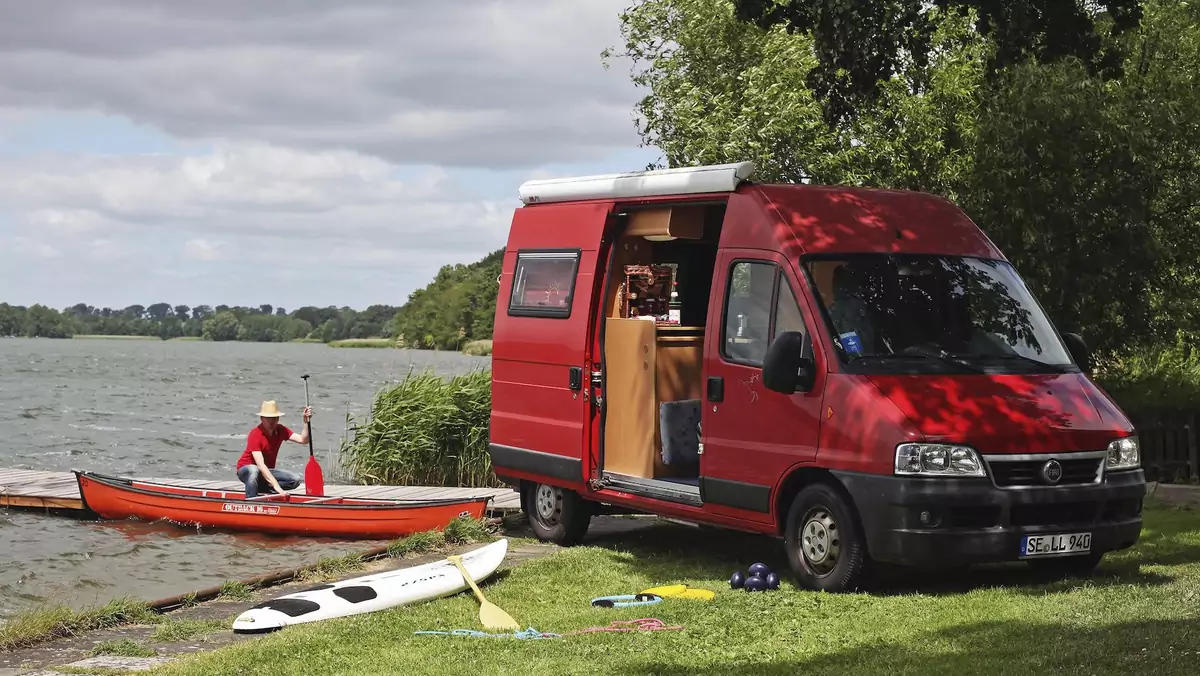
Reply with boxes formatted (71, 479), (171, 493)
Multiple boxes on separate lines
(236, 424), (294, 470)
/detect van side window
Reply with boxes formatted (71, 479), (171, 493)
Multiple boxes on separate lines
(722, 261), (777, 365)
(508, 250), (581, 318)
(773, 274), (807, 341)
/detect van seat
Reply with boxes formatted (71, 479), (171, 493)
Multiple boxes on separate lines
(659, 399), (702, 467)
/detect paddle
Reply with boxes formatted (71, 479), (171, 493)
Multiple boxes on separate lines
(447, 553), (518, 631)
(301, 374), (324, 497)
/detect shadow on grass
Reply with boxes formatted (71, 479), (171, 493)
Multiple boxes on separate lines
(505, 502), (1200, 597)
(630, 617), (1200, 675)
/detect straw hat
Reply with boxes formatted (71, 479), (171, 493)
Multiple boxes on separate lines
(257, 400), (285, 418)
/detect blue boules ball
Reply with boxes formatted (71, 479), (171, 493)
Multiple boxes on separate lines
(744, 575), (768, 592)
(729, 571), (746, 589)
(748, 562), (771, 578)
(765, 572), (780, 590)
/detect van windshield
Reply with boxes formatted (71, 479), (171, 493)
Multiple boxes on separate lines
(803, 254), (1076, 374)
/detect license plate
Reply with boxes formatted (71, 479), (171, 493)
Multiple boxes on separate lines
(1020, 532), (1092, 558)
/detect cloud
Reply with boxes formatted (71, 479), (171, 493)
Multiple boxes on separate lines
(0, 141), (514, 251)
(0, 140), (519, 308)
(183, 238), (224, 261)
(11, 236), (61, 259)
(0, 0), (645, 169)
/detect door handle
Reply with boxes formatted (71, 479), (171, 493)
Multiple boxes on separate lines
(706, 376), (724, 402)
(569, 366), (583, 391)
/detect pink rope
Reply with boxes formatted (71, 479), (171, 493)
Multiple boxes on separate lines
(567, 618), (684, 635)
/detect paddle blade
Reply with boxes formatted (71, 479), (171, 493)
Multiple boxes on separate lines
(304, 455), (324, 496)
(480, 600), (519, 632)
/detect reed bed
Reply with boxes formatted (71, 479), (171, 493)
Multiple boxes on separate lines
(461, 339), (493, 356)
(337, 367), (499, 488)
(327, 338), (396, 348)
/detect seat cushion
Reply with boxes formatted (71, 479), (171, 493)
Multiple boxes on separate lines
(659, 399), (702, 466)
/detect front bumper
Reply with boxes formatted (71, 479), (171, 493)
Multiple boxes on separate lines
(832, 468), (1146, 567)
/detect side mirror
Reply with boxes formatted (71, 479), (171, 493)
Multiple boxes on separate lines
(762, 331), (816, 394)
(1062, 332), (1091, 373)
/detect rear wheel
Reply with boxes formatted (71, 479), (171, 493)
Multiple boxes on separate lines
(525, 482), (592, 546)
(783, 482), (869, 592)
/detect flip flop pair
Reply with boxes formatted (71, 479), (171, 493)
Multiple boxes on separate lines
(640, 584), (715, 601)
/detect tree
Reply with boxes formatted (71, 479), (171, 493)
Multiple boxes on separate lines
(606, 0), (1200, 357)
(202, 311), (241, 341)
(146, 303), (172, 321)
(387, 249), (504, 350)
(963, 0), (1200, 352)
(729, 0), (1145, 125)
(605, 0), (986, 193)
(0, 303), (20, 336)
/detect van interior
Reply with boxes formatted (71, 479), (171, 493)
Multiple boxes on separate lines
(597, 201), (729, 505)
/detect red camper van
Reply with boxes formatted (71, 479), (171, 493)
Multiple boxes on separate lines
(487, 161), (1145, 592)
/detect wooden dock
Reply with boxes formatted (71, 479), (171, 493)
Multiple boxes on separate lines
(0, 468), (520, 514)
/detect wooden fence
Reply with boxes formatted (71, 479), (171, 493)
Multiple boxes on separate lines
(1130, 412), (1200, 484)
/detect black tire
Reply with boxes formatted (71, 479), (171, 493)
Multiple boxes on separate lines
(525, 482), (592, 546)
(1026, 552), (1104, 578)
(783, 482), (869, 592)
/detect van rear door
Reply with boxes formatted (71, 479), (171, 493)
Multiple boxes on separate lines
(489, 202), (613, 491)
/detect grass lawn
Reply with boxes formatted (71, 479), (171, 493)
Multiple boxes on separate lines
(154, 501), (1199, 676)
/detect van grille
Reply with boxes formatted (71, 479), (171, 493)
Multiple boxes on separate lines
(985, 456), (1103, 488)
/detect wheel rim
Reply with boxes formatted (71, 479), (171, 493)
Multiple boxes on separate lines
(799, 507), (840, 577)
(534, 484), (561, 525)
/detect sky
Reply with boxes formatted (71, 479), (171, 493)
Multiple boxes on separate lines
(0, 0), (663, 312)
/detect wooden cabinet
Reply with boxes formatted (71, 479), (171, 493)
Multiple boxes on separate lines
(603, 319), (704, 479)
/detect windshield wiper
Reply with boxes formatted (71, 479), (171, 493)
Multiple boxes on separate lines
(952, 352), (1066, 372)
(850, 350), (985, 373)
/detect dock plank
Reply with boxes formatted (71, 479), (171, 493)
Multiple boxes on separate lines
(0, 468), (520, 514)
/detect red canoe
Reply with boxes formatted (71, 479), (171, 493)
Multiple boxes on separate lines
(73, 470), (491, 539)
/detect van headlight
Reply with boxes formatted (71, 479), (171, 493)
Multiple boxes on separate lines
(1106, 436), (1140, 471)
(894, 443), (986, 477)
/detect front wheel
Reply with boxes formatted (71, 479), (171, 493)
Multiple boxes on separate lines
(783, 482), (869, 592)
(524, 482), (592, 546)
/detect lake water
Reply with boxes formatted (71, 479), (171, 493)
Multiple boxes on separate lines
(0, 337), (488, 620)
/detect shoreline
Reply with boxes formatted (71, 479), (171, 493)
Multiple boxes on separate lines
(0, 515), (520, 652)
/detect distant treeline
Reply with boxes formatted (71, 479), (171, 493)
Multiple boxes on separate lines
(0, 248), (506, 349)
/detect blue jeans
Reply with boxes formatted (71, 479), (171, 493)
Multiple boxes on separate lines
(237, 465), (301, 498)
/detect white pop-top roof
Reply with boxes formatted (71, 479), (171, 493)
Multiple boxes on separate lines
(517, 161), (756, 205)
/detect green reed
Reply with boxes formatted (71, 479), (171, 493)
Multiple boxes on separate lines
(337, 367), (500, 488)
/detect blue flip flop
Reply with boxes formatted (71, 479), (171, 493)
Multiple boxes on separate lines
(590, 593), (663, 608)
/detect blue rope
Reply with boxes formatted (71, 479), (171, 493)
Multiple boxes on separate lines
(414, 627), (562, 639)
(590, 593), (663, 608)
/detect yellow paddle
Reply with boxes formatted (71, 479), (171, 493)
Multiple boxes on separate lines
(447, 553), (518, 631)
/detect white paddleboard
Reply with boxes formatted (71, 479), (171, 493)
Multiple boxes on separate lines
(231, 538), (509, 633)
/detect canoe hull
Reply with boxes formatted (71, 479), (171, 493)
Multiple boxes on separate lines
(231, 538), (509, 633)
(74, 471), (491, 539)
